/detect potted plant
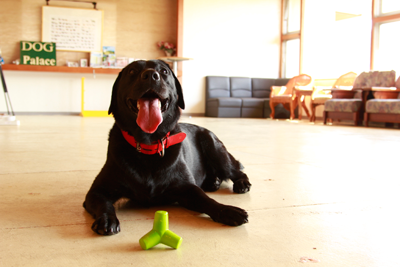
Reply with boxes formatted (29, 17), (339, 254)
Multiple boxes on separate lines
(157, 41), (176, 57)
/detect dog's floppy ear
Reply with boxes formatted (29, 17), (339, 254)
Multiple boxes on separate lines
(164, 62), (185, 110)
(174, 74), (185, 110)
(108, 72), (122, 115)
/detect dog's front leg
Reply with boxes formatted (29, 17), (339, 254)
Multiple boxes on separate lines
(83, 190), (121, 235)
(171, 184), (248, 226)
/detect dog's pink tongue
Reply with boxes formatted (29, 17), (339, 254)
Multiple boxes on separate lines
(136, 98), (163, 133)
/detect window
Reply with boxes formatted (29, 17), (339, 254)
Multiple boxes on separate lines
(379, 0), (400, 15)
(371, 0), (400, 72)
(373, 21), (400, 72)
(280, 0), (302, 78)
(282, 39), (300, 78)
(282, 0), (301, 34)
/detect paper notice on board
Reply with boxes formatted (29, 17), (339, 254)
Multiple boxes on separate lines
(42, 6), (103, 52)
(49, 17), (97, 51)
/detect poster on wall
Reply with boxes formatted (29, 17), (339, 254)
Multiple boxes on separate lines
(102, 46), (115, 67)
(42, 6), (103, 52)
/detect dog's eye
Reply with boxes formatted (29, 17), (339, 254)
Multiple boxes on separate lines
(161, 69), (168, 75)
(129, 70), (135, 75)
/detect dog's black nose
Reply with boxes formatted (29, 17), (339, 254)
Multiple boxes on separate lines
(141, 69), (160, 81)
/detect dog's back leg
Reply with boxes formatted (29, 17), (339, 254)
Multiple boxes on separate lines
(200, 132), (251, 194)
(201, 174), (221, 192)
(169, 182), (248, 226)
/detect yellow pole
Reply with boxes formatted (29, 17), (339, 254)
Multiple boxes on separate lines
(81, 77), (85, 116)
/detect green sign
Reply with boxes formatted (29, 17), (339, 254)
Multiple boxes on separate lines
(20, 41), (56, 66)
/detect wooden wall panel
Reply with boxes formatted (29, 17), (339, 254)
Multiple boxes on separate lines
(0, 0), (177, 66)
(1, 0), (23, 63)
(116, 0), (177, 60)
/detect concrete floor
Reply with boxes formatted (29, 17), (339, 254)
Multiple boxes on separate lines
(1, 115), (400, 266)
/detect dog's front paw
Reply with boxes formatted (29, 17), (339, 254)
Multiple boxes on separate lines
(233, 179), (251, 194)
(212, 206), (249, 226)
(91, 213), (120, 235)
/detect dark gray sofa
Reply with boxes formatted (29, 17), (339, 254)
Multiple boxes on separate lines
(206, 76), (298, 118)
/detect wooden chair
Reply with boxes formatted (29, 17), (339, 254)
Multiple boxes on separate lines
(310, 72), (357, 122)
(269, 74), (312, 120)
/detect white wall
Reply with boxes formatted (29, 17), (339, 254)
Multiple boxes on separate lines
(181, 0), (281, 114)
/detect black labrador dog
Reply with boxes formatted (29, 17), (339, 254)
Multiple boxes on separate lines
(83, 60), (251, 235)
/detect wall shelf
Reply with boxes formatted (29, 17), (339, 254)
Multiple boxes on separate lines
(1, 64), (121, 75)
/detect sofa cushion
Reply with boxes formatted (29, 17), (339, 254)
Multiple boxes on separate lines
(206, 76), (230, 98)
(366, 99), (400, 114)
(242, 98), (264, 108)
(324, 99), (363, 112)
(207, 98), (242, 108)
(230, 77), (252, 98)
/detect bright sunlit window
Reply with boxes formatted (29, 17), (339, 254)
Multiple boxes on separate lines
(372, 0), (400, 72)
(380, 0), (400, 15)
(283, 0), (301, 34)
(374, 21), (400, 73)
(283, 39), (300, 78)
(281, 0), (302, 78)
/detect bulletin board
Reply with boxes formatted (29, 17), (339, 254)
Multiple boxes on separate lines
(42, 6), (103, 52)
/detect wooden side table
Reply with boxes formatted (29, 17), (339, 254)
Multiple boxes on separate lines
(294, 87), (313, 120)
(158, 57), (192, 76)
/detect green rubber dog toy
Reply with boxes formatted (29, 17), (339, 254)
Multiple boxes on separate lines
(139, 211), (182, 250)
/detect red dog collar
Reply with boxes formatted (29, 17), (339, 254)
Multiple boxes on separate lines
(121, 130), (186, 157)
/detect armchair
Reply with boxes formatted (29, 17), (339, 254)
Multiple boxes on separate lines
(364, 76), (400, 126)
(269, 74), (312, 120)
(323, 70), (396, 126)
(310, 72), (357, 122)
